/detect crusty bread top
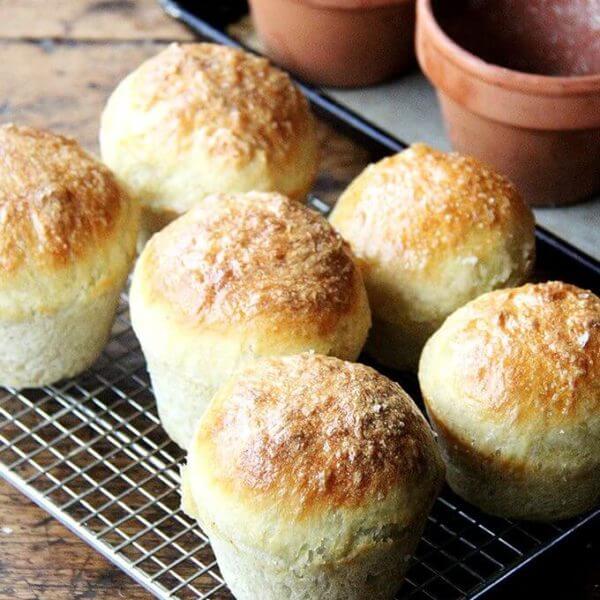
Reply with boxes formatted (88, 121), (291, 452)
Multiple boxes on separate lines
(192, 353), (443, 514)
(0, 124), (128, 273)
(137, 192), (362, 333)
(119, 43), (312, 164)
(330, 143), (535, 274)
(421, 281), (600, 427)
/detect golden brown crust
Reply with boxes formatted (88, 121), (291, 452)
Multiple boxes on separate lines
(443, 281), (600, 424)
(0, 124), (127, 272)
(141, 192), (361, 333)
(132, 43), (313, 165)
(197, 354), (441, 513)
(332, 143), (534, 273)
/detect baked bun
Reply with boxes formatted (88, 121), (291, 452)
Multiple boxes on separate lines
(100, 43), (319, 244)
(419, 281), (600, 520)
(129, 192), (370, 448)
(183, 353), (444, 600)
(330, 143), (535, 371)
(0, 124), (139, 388)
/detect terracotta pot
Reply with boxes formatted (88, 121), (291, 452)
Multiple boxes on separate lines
(416, 0), (600, 206)
(248, 0), (416, 87)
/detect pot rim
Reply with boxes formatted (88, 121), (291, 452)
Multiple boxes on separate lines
(271, 0), (414, 10)
(418, 0), (600, 96)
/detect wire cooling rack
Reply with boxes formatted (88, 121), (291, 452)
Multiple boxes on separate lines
(1, 273), (598, 600)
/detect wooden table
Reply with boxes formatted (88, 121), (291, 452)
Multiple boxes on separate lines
(0, 2), (189, 597)
(0, 0), (194, 152)
(0, 1), (598, 599)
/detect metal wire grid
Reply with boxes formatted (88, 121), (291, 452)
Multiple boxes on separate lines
(0, 290), (596, 599)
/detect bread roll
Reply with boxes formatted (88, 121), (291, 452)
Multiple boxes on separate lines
(330, 143), (535, 370)
(129, 192), (370, 448)
(0, 124), (139, 388)
(419, 281), (600, 520)
(183, 353), (444, 600)
(100, 43), (319, 244)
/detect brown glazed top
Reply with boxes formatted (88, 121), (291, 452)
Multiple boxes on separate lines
(0, 124), (126, 273)
(451, 281), (600, 425)
(197, 353), (442, 514)
(141, 192), (360, 332)
(133, 43), (312, 163)
(334, 143), (534, 273)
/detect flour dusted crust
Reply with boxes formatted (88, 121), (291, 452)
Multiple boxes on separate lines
(0, 123), (129, 273)
(0, 124), (138, 387)
(129, 43), (313, 166)
(196, 354), (441, 514)
(0, 123), (138, 318)
(183, 354), (444, 571)
(100, 43), (319, 238)
(330, 143), (535, 370)
(419, 281), (600, 520)
(139, 191), (360, 332)
(129, 192), (370, 449)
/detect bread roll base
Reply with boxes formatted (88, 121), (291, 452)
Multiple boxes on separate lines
(0, 290), (121, 389)
(147, 356), (217, 450)
(329, 144), (535, 371)
(182, 354), (444, 598)
(100, 43), (319, 237)
(208, 521), (424, 600)
(145, 325), (368, 450)
(429, 411), (600, 521)
(419, 283), (600, 521)
(131, 193), (371, 449)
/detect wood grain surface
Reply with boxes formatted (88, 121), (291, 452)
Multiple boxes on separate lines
(0, 481), (151, 599)
(0, 0), (193, 40)
(0, 2), (177, 598)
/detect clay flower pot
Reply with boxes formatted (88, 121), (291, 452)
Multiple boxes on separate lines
(248, 0), (416, 87)
(416, 0), (600, 206)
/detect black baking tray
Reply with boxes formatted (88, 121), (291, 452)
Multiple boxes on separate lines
(165, 2), (600, 599)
